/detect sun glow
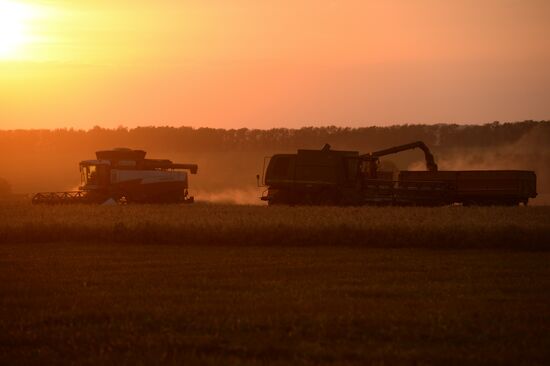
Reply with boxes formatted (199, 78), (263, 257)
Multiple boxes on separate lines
(0, 0), (40, 59)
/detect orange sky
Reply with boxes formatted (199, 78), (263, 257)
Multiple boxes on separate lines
(0, 0), (549, 130)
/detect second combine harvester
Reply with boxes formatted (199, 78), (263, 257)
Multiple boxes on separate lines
(32, 148), (198, 204)
(258, 141), (537, 206)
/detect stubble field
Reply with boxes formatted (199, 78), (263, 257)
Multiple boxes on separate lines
(1, 202), (550, 365)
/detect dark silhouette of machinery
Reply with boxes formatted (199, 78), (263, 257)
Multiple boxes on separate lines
(258, 142), (537, 206)
(32, 148), (198, 204)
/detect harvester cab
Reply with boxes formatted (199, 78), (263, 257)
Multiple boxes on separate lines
(79, 160), (110, 190)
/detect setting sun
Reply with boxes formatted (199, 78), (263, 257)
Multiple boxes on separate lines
(0, 0), (39, 59)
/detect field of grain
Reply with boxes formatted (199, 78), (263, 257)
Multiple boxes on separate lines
(1, 202), (550, 364)
(1, 202), (550, 249)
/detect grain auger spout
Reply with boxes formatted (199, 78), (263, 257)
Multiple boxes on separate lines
(368, 141), (438, 172)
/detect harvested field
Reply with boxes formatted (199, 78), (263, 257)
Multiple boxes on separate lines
(1, 244), (549, 365)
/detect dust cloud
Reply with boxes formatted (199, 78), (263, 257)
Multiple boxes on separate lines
(193, 188), (265, 205)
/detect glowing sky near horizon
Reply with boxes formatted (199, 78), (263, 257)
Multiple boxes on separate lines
(0, 0), (549, 130)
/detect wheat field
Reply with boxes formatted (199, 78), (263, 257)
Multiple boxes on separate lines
(1, 202), (549, 249)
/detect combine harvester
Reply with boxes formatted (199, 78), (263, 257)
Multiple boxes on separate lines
(258, 142), (537, 206)
(32, 148), (198, 204)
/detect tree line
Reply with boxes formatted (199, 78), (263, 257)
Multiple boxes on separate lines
(0, 120), (547, 155)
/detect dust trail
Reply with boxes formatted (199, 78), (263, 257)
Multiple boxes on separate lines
(193, 188), (265, 205)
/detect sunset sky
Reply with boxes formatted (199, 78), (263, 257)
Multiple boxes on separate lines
(0, 0), (549, 130)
